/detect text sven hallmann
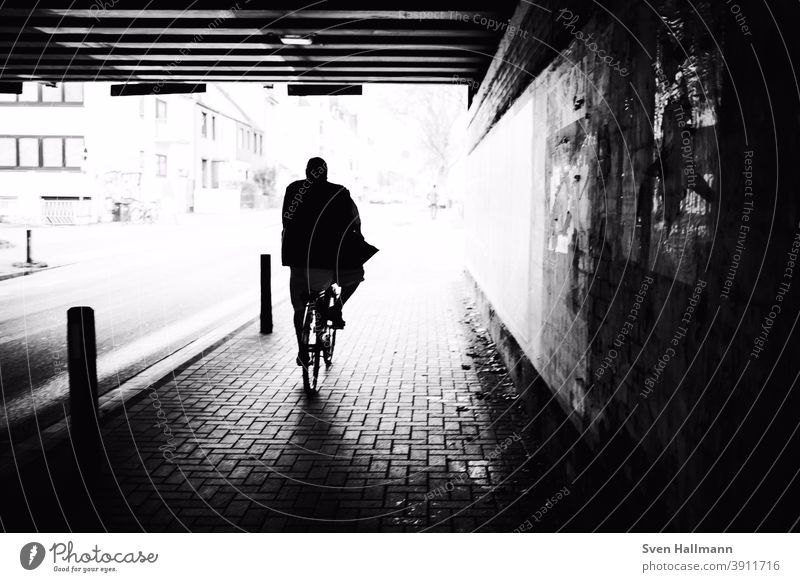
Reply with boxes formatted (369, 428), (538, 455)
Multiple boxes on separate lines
(642, 544), (734, 554)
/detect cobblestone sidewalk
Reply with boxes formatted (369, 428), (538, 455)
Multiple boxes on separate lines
(81, 210), (568, 532)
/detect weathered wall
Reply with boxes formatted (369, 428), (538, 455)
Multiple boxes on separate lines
(465, 0), (800, 530)
(466, 86), (536, 353)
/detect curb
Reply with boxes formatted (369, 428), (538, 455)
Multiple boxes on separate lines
(0, 297), (287, 476)
(0, 264), (62, 282)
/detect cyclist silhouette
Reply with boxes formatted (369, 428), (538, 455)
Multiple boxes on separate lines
(281, 157), (376, 365)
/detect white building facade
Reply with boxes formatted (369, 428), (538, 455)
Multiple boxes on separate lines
(0, 83), (93, 224)
(0, 82), (270, 224)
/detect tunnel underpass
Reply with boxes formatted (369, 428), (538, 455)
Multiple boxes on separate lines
(1, 0), (799, 538)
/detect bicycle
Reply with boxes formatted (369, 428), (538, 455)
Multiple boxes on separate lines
(299, 283), (339, 393)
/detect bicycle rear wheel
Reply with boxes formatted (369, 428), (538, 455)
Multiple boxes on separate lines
(301, 363), (311, 392)
(305, 308), (323, 394)
(311, 343), (322, 392)
(303, 344), (322, 393)
(300, 303), (315, 393)
(324, 328), (336, 366)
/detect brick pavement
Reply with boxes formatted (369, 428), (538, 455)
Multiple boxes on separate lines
(45, 208), (573, 532)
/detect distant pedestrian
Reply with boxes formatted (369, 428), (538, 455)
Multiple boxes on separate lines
(427, 185), (439, 219)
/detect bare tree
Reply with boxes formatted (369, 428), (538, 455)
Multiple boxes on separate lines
(379, 86), (467, 182)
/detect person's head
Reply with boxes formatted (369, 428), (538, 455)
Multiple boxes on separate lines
(306, 157), (328, 182)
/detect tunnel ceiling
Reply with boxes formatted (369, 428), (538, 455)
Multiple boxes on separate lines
(0, 1), (517, 85)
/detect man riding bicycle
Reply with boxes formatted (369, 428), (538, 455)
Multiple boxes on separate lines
(281, 157), (374, 366)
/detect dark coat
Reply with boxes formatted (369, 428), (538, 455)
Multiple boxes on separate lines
(281, 178), (363, 269)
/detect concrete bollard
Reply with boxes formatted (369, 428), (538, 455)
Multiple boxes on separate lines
(67, 307), (100, 473)
(260, 254), (273, 334)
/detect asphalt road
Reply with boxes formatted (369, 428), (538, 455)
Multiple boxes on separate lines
(0, 211), (283, 442)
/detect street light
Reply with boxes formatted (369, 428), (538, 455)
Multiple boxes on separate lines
(280, 35), (313, 46)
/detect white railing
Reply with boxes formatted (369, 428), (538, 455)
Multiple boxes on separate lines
(41, 198), (91, 225)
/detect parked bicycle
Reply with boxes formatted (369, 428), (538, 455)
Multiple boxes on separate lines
(299, 283), (339, 393)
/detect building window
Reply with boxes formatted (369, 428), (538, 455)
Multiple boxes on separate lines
(63, 83), (84, 103)
(139, 97), (146, 118)
(201, 159), (208, 188)
(0, 137), (16, 166)
(0, 136), (84, 169)
(201, 112), (208, 137)
(211, 116), (217, 140)
(64, 138), (84, 168)
(42, 137), (64, 167)
(41, 84), (63, 103)
(211, 161), (221, 189)
(156, 154), (168, 176)
(0, 82), (84, 105)
(156, 99), (167, 120)
(18, 83), (38, 102)
(18, 138), (39, 167)
(258, 134), (263, 156)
